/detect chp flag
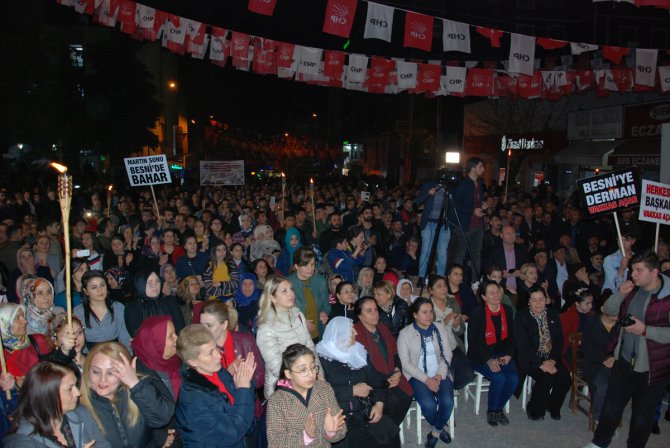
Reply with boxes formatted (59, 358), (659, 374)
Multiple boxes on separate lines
(200, 160), (245, 186)
(124, 155), (172, 187)
(577, 167), (640, 218)
(639, 179), (670, 225)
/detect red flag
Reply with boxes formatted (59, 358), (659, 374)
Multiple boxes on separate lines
(561, 71), (575, 96)
(416, 63), (441, 93)
(537, 38), (568, 50)
(117, 0), (137, 35)
(476, 27), (504, 48)
(230, 32), (250, 60)
(368, 57), (393, 85)
(93, 0), (119, 27)
(517, 72), (542, 98)
(494, 75), (512, 97)
(275, 42), (296, 68)
(602, 46), (631, 65)
(322, 0), (358, 38)
(324, 50), (345, 79)
(404, 11), (434, 52)
(611, 68), (633, 93)
(253, 48), (276, 75)
(74, 0), (96, 15)
(574, 70), (594, 94)
(465, 68), (494, 96)
(248, 0), (277, 16)
(209, 27), (230, 67)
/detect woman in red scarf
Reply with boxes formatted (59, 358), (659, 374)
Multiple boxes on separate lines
(466, 280), (519, 427)
(131, 316), (181, 448)
(353, 297), (412, 426)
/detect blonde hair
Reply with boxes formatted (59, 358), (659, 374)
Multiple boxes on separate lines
(177, 324), (214, 363)
(201, 300), (239, 331)
(80, 342), (141, 432)
(178, 275), (200, 306)
(372, 280), (395, 297)
(256, 276), (290, 325)
(519, 263), (538, 282)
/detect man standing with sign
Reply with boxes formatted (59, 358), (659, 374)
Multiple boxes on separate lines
(583, 251), (670, 448)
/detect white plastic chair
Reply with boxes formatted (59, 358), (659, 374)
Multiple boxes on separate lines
(520, 375), (534, 411)
(463, 372), (510, 415)
(402, 394), (457, 446)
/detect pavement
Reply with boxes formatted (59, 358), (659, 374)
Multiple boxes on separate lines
(400, 395), (670, 448)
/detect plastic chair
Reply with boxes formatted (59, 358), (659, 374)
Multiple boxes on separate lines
(463, 372), (510, 415)
(402, 394), (457, 445)
(520, 375), (534, 411)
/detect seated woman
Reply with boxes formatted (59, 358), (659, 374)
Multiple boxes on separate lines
(317, 317), (401, 448)
(372, 280), (408, 339)
(44, 314), (86, 376)
(515, 263), (546, 311)
(514, 285), (571, 421)
(267, 344), (347, 448)
(372, 255), (390, 284)
(256, 277), (321, 398)
(395, 279), (417, 306)
(354, 297), (413, 427)
(25, 277), (64, 336)
(74, 270), (133, 353)
(176, 324), (257, 448)
(4, 361), (110, 448)
(356, 267), (374, 299)
(131, 316), (180, 448)
(397, 298), (454, 447)
(105, 267), (132, 304)
(80, 342), (175, 447)
(233, 273), (262, 332)
(477, 265), (516, 318)
(125, 269), (185, 337)
(276, 227), (302, 277)
(467, 280), (518, 426)
(0, 303), (41, 386)
(328, 281), (357, 322)
(444, 263), (478, 318)
(178, 275), (207, 325)
(560, 288), (595, 370)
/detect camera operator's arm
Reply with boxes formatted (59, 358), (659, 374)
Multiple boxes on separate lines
(415, 183), (435, 205)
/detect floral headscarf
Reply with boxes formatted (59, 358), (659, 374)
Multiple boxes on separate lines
(0, 303), (30, 351)
(26, 278), (58, 335)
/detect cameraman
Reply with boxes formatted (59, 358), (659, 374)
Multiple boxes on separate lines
(450, 157), (486, 280)
(583, 251), (670, 448)
(415, 170), (452, 282)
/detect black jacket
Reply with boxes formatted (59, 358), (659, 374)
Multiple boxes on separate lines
(581, 317), (617, 383)
(124, 294), (185, 337)
(513, 308), (564, 387)
(466, 304), (515, 366)
(483, 242), (528, 283)
(135, 359), (181, 448)
(377, 296), (408, 339)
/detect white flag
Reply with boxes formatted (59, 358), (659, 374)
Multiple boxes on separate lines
(596, 70), (617, 91)
(297, 46), (323, 76)
(635, 49), (657, 87)
(508, 34), (535, 76)
(442, 19), (470, 54)
(659, 66), (670, 93)
(363, 2), (394, 42)
(347, 54), (369, 82)
(189, 34), (209, 60)
(571, 42), (598, 55)
(137, 4), (155, 30)
(396, 61), (417, 89)
(445, 67), (466, 93)
(209, 33), (228, 62)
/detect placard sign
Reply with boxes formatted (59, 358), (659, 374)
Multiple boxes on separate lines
(124, 155), (172, 186)
(577, 167), (639, 217)
(200, 160), (245, 186)
(639, 179), (670, 225)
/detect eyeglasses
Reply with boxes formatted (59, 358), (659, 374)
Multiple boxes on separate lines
(290, 366), (320, 377)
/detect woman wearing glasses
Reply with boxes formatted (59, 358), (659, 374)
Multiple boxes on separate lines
(267, 344), (346, 448)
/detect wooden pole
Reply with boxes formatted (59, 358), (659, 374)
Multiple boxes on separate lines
(504, 149), (511, 204)
(281, 173), (286, 223)
(0, 329), (11, 399)
(150, 184), (161, 222)
(613, 212), (625, 259)
(655, 223), (660, 253)
(55, 169), (73, 330)
(310, 178), (316, 231)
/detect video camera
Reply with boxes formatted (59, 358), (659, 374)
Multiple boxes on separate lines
(436, 168), (462, 192)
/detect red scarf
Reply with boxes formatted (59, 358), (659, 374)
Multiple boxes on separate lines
(219, 330), (236, 369)
(484, 305), (508, 346)
(354, 321), (412, 396)
(202, 372), (235, 405)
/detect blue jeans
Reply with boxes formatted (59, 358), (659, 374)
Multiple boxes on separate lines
(474, 360), (519, 412)
(419, 222), (451, 278)
(409, 377), (454, 432)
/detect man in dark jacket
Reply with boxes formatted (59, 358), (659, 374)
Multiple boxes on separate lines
(484, 225), (528, 290)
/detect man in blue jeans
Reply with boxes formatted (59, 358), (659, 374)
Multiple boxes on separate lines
(416, 174), (451, 284)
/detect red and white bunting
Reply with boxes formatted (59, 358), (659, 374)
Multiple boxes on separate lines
(445, 66), (466, 93)
(442, 19), (471, 54)
(135, 4), (157, 41)
(508, 34), (535, 76)
(465, 68), (494, 96)
(363, 2), (394, 42)
(396, 60), (418, 89)
(347, 53), (369, 82)
(324, 50), (346, 79)
(117, 0), (137, 34)
(416, 63), (441, 93)
(635, 48), (658, 86)
(476, 27), (503, 48)
(602, 46), (631, 64)
(322, 0), (358, 38)
(248, 0), (277, 16)
(403, 11), (433, 52)
(659, 66), (670, 92)
(93, 0), (119, 27)
(570, 42), (598, 55)
(297, 46), (323, 76)
(209, 27), (229, 67)
(162, 16), (187, 55)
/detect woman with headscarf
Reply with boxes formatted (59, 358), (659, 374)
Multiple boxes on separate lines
(8, 248), (52, 303)
(25, 278), (64, 336)
(395, 279), (417, 306)
(356, 267), (374, 299)
(125, 269), (185, 337)
(0, 303), (41, 385)
(105, 267), (131, 304)
(131, 316), (181, 448)
(276, 227), (302, 277)
(234, 273), (261, 332)
(317, 316), (400, 448)
(136, 234), (168, 274)
(250, 224), (281, 264)
(203, 241), (240, 301)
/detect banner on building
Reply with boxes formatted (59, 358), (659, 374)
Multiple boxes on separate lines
(200, 160), (245, 185)
(638, 179), (670, 225)
(124, 155), (172, 186)
(577, 167), (639, 218)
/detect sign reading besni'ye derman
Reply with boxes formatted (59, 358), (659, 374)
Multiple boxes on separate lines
(639, 179), (670, 225)
(577, 167), (640, 218)
(124, 155), (172, 187)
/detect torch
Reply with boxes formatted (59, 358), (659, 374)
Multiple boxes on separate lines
(107, 184), (113, 216)
(504, 149), (511, 204)
(51, 163), (73, 330)
(280, 172), (286, 223)
(309, 178), (316, 231)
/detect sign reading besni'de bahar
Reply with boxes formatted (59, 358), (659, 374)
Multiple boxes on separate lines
(124, 155), (172, 187)
(577, 167), (639, 218)
(639, 179), (670, 225)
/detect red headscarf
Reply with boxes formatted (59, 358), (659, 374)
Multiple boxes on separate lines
(131, 316), (182, 399)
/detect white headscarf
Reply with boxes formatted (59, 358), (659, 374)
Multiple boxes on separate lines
(316, 316), (368, 370)
(396, 279), (418, 303)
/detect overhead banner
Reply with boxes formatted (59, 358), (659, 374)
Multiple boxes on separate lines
(577, 167), (640, 218)
(200, 160), (245, 186)
(124, 155), (172, 186)
(363, 2), (394, 42)
(639, 179), (670, 225)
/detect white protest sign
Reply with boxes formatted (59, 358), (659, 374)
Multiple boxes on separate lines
(639, 179), (670, 225)
(124, 155), (172, 187)
(200, 160), (245, 186)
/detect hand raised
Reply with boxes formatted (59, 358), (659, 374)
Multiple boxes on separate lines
(110, 354), (140, 389)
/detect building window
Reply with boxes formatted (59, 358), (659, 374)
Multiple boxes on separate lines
(69, 44), (84, 68)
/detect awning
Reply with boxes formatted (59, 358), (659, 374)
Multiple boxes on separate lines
(607, 138), (661, 167)
(554, 140), (623, 166)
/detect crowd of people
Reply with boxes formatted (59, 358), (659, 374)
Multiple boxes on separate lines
(0, 156), (668, 448)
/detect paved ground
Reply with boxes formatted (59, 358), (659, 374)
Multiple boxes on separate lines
(400, 395), (670, 448)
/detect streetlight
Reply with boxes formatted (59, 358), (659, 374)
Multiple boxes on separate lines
(168, 81), (177, 89)
(312, 113), (318, 118)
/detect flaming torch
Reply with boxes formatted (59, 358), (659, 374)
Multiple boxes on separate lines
(309, 178), (316, 231)
(107, 185), (113, 216)
(51, 163), (73, 329)
(280, 172), (286, 223)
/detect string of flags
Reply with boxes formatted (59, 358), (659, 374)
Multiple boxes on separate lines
(54, 0), (670, 99)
